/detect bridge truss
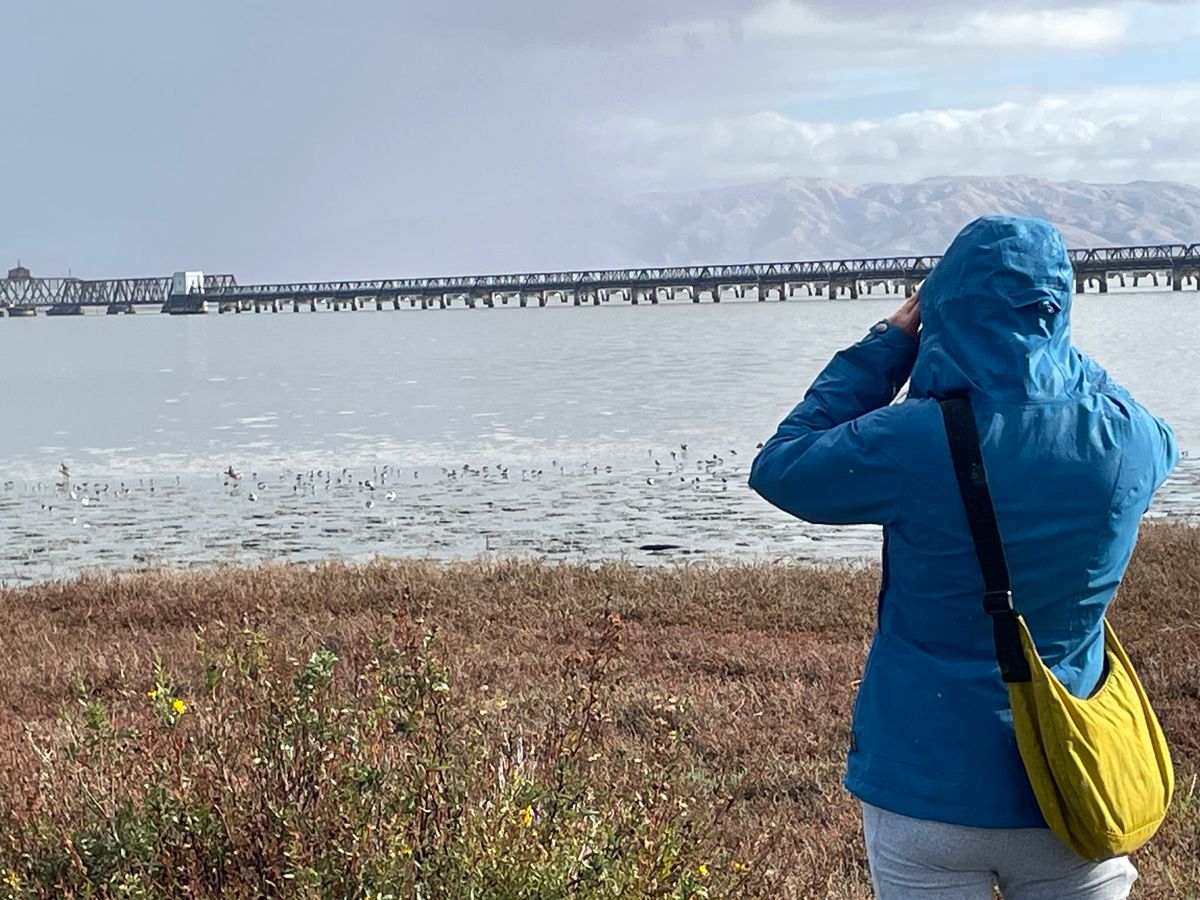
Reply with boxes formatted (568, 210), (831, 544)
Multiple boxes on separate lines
(2, 244), (1198, 310)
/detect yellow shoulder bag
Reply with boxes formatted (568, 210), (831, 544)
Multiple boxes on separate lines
(940, 397), (1173, 861)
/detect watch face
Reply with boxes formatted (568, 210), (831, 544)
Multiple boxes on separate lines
(871, 321), (889, 334)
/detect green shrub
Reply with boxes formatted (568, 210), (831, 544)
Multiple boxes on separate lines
(0, 610), (762, 899)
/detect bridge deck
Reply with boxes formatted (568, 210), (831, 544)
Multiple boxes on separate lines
(3, 244), (1198, 310)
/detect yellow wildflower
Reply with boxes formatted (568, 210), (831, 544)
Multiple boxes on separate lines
(171, 698), (187, 715)
(697, 863), (709, 878)
(732, 860), (752, 873)
(400, 845), (413, 856)
(146, 687), (160, 700)
(519, 804), (533, 827)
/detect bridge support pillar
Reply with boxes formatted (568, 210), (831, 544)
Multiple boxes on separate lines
(1075, 276), (1086, 294)
(1173, 269), (1183, 291)
(829, 279), (858, 300)
(162, 295), (209, 315)
(1098, 274), (1108, 294)
(7, 306), (36, 317)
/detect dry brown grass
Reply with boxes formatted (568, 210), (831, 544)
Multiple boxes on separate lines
(0, 521), (1196, 898)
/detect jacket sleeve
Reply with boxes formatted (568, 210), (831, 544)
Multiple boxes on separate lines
(749, 326), (919, 525)
(1077, 351), (1178, 493)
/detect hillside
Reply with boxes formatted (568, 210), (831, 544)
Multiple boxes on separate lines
(611, 176), (1200, 263)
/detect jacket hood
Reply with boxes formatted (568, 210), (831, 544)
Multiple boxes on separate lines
(909, 216), (1082, 401)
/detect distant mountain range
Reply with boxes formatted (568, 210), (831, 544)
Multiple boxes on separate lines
(609, 176), (1200, 264)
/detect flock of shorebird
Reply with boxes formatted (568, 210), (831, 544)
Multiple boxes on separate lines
(23, 443), (755, 516)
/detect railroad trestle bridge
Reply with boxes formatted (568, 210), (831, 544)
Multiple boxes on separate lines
(2, 243), (1198, 316)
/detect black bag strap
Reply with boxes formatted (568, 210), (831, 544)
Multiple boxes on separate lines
(939, 398), (1032, 684)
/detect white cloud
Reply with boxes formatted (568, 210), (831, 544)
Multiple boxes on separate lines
(929, 8), (1128, 50)
(743, 1), (1131, 52)
(592, 83), (1200, 188)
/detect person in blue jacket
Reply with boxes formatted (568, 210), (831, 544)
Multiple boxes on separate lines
(749, 216), (1177, 899)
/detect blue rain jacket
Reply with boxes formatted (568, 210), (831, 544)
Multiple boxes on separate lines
(749, 216), (1177, 827)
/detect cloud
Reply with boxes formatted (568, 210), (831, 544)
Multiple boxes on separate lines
(743, 2), (1132, 52)
(592, 83), (1200, 188)
(928, 8), (1128, 50)
(413, 0), (1186, 51)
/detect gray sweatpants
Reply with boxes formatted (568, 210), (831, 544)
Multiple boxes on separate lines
(862, 803), (1138, 899)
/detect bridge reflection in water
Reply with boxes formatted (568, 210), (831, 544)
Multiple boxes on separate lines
(2, 243), (1198, 317)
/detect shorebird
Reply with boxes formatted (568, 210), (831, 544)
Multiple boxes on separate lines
(59, 461), (70, 480)
(225, 465), (242, 481)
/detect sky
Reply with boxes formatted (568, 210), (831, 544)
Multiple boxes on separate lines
(2, 0), (1198, 281)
